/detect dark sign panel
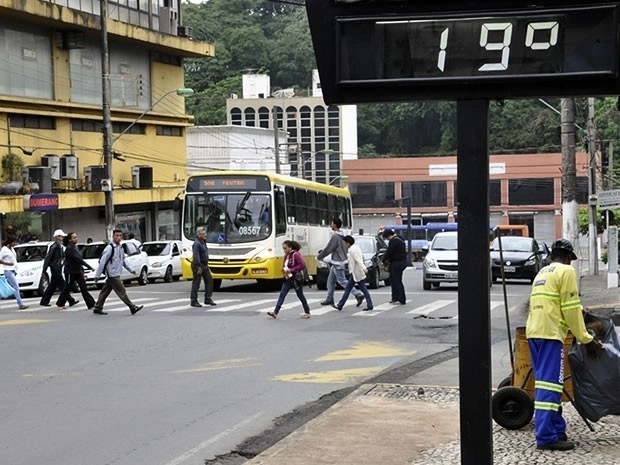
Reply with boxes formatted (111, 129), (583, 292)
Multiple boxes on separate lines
(23, 194), (59, 211)
(186, 175), (271, 192)
(307, 0), (620, 102)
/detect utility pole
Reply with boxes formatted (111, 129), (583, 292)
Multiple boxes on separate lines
(101, 0), (114, 240)
(560, 98), (579, 251)
(272, 106), (280, 174)
(587, 97), (599, 275)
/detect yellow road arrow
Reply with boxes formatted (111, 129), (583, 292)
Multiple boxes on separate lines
(275, 366), (385, 384)
(314, 342), (415, 362)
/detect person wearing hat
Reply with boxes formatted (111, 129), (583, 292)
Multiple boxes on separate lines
(526, 238), (602, 451)
(40, 229), (77, 309)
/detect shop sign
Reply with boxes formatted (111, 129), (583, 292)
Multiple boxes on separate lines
(23, 194), (60, 211)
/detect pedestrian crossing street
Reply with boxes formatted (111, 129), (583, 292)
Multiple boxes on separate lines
(0, 295), (517, 319)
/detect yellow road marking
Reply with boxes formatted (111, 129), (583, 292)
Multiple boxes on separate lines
(0, 319), (55, 327)
(274, 366), (385, 384)
(173, 357), (261, 373)
(314, 342), (416, 362)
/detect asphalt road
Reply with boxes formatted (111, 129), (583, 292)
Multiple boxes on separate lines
(0, 268), (532, 465)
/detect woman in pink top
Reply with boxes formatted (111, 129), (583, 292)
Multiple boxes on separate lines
(267, 240), (311, 319)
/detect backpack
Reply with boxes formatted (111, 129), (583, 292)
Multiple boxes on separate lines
(99, 244), (115, 275)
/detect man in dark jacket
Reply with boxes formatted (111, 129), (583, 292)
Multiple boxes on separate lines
(190, 227), (216, 307)
(40, 229), (77, 308)
(382, 228), (408, 305)
(57, 232), (96, 310)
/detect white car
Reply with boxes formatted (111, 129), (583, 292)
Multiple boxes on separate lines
(422, 231), (459, 290)
(13, 241), (54, 296)
(142, 240), (183, 283)
(81, 241), (149, 288)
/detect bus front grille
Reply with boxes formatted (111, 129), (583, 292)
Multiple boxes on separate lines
(210, 266), (243, 275)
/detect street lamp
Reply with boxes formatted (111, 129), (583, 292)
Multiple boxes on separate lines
(101, 84), (193, 240)
(328, 175), (349, 186)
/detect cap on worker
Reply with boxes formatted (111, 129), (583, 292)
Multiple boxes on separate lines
(53, 229), (66, 237)
(551, 238), (578, 261)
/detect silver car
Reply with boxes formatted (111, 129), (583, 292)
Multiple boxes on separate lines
(422, 231), (458, 290)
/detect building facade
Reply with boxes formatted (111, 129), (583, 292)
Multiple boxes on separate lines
(344, 153), (594, 244)
(226, 73), (357, 186)
(0, 0), (212, 241)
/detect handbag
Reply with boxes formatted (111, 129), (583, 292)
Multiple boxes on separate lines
(0, 275), (15, 299)
(294, 268), (310, 286)
(382, 260), (391, 272)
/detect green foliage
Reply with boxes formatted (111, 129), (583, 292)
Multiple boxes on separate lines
(577, 207), (620, 235)
(1, 152), (25, 181)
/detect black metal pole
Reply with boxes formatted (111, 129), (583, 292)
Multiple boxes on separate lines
(407, 198), (413, 266)
(457, 99), (492, 465)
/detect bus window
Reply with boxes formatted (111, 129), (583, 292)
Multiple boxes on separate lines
(317, 193), (328, 226)
(275, 188), (286, 235)
(307, 191), (319, 225)
(295, 188), (308, 223)
(285, 186), (296, 223)
(327, 195), (338, 222)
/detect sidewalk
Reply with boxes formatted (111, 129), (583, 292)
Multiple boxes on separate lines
(244, 272), (620, 465)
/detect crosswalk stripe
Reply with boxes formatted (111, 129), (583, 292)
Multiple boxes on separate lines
(152, 299), (240, 312)
(406, 300), (453, 316)
(204, 299), (271, 313)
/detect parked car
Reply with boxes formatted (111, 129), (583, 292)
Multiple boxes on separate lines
(81, 241), (150, 288)
(142, 240), (183, 283)
(315, 234), (390, 290)
(490, 236), (544, 283)
(13, 241), (53, 296)
(539, 241), (552, 267)
(422, 231), (459, 290)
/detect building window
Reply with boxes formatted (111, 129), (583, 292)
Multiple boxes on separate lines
(112, 122), (145, 134)
(402, 181), (447, 207)
(453, 180), (501, 206)
(71, 119), (102, 132)
(349, 182), (395, 208)
(509, 178), (554, 205)
(9, 114), (55, 130)
(244, 108), (256, 127)
(151, 52), (182, 67)
(156, 125), (182, 136)
(230, 108), (242, 125)
(258, 107), (270, 129)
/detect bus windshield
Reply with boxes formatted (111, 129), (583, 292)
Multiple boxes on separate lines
(183, 193), (272, 244)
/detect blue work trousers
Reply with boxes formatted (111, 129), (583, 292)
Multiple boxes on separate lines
(528, 338), (566, 446)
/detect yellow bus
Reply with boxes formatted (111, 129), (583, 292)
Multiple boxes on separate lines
(180, 171), (353, 289)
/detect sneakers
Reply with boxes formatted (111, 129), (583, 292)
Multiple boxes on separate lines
(320, 299), (334, 306)
(331, 303), (343, 311)
(536, 440), (575, 451)
(362, 307), (374, 311)
(355, 296), (364, 307)
(267, 311), (277, 319)
(130, 305), (144, 315)
(18, 305), (29, 310)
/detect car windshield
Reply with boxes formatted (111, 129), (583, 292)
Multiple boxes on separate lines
(492, 237), (532, 252)
(431, 236), (457, 251)
(82, 244), (109, 259)
(355, 237), (375, 254)
(142, 243), (170, 256)
(15, 245), (48, 262)
(183, 193), (272, 244)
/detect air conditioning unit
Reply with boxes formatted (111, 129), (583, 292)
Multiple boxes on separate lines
(177, 25), (193, 38)
(61, 154), (79, 180)
(41, 155), (61, 180)
(132, 165), (153, 189)
(84, 166), (107, 191)
(23, 166), (53, 193)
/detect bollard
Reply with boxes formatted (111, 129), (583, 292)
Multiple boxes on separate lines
(608, 226), (618, 288)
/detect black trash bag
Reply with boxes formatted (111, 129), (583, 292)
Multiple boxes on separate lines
(568, 313), (620, 422)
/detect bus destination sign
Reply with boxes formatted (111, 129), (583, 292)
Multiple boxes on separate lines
(187, 175), (271, 192)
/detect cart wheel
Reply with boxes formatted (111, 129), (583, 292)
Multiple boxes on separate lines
(492, 387), (534, 430)
(497, 376), (512, 389)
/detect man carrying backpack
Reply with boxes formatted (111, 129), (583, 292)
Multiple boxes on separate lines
(92, 229), (143, 316)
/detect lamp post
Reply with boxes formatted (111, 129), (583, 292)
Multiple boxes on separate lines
(396, 197), (413, 267)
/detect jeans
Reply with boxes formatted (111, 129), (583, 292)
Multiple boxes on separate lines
(274, 278), (310, 315)
(337, 275), (373, 310)
(326, 263), (362, 301)
(191, 264), (213, 303)
(4, 270), (24, 307)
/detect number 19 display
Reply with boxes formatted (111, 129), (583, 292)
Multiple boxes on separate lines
(338, 6), (617, 83)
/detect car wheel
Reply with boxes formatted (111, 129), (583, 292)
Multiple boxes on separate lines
(492, 387), (534, 430)
(368, 269), (380, 289)
(164, 266), (173, 283)
(38, 273), (49, 296)
(213, 279), (222, 291)
(138, 267), (149, 286)
(172, 275), (181, 281)
(432, 282), (440, 288)
(423, 278), (431, 290)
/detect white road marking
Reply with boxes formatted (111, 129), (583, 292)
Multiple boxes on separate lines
(406, 300), (453, 316)
(152, 299), (240, 312)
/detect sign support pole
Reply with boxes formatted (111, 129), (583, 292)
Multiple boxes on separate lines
(457, 99), (492, 465)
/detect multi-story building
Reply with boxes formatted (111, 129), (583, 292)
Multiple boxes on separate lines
(0, 0), (212, 241)
(345, 153), (594, 244)
(226, 71), (357, 186)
